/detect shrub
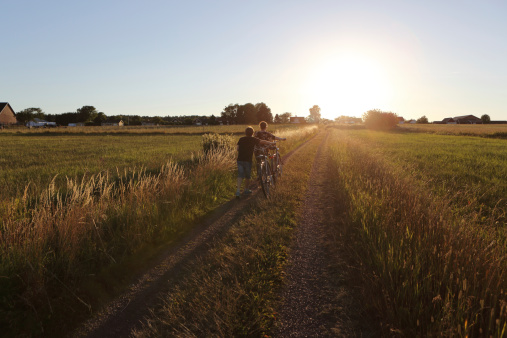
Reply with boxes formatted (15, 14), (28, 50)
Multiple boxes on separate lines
(201, 133), (235, 155)
(362, 109), (398, 130)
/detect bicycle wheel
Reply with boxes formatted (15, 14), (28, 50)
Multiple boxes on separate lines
(275, 152), (282, 179)
(260, 160), (272, 197)
(270, 156), (277, 185)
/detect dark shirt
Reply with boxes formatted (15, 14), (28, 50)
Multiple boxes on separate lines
(237, 136), (262, 162)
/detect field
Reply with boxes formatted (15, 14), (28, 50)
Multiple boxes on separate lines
(0, 124), (300, 200)
(326, 126), (507, 335)
(0, 123), (318, 335)
(398, 123), (507, 138)
(1, 123), (506, 336)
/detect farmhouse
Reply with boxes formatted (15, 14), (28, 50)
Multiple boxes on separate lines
(453, 115), (482, 124)
(0, 102), (18, 125)
(290, 116), (306, 124)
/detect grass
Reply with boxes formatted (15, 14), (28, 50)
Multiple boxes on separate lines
(330, 128), (506, 224)
(0, 124), (318, 336)
(326, 128), (507, 336)
(132, 128), (322, 337)
(0, 123), (303, 135)
(398, 123), (507, 139)
(0, 133), (201, 200)
(0, 124), (305, 200)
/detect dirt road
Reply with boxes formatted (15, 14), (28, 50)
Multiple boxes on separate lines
(274, 132), (374, 337)
(73, 132), (372, 337)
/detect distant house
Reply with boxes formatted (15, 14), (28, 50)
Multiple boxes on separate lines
(453, 115), (482, 124)
(101, 120), (124, 126)
(0, 102), (18, 125)
(397, 117), (405, 124)
(26, 118), (56, 128)
(193, 118), (202, 126)
(290, 116), (306, 124)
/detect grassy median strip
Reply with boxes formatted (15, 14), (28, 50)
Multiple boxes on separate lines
(133, 132), (323, 337)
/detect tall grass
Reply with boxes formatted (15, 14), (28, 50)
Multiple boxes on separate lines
(0, 125), (318, 335)
(0, 145), (236, 335)
(328, 129), (507, 336)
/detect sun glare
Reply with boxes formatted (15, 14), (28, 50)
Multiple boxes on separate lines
(303, 54), (392, 119)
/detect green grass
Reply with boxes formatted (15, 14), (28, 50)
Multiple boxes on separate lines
(0, 124), (306, 200)
(398, 123), (507, 139)
(326, 128), (507, 336)
(0, 134), (201, 200)
(333, 129), (506, 223)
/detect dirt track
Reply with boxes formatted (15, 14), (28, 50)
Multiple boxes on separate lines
(73, 132), (371, 337)
(273, 132), (372, 337)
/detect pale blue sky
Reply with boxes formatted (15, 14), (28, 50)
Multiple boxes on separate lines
(3, 0), (507, 121)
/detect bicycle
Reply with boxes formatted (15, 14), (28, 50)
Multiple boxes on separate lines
(268, 141), (283, 184)
(255, 147), (273, 197)
(255, 141), (283, 197)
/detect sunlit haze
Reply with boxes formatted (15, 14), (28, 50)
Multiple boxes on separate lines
(3, 0), (507, 122)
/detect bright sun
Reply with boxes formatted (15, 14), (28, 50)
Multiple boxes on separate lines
(303, 54), (392, 120)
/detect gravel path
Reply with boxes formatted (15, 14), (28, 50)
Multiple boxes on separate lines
(274, 132), (371, 337)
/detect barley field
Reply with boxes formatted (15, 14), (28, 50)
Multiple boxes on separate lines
(327, 126), (507, 336)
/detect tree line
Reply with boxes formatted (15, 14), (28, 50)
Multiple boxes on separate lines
(15, 103), (323, 126)
(16, 106), (211, 126)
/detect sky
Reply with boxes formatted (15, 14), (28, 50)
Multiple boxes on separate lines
(3, 0), (507, 122)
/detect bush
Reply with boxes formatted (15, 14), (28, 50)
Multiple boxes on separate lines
(201, 133), (235, 155)
(362, 109), (398, 130)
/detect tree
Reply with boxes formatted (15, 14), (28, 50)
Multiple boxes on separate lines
(77, 106), (98, 123)
(221, 104), (238, 124)
(280, 112), (292, 124)
(362, 109), (398, 130)
(255, 102), (273, 123)
(93, 112), (107, 125)
(416, 115), (429, 124)
(481, 114), (491, 124)
(130, 115), (143, 125)
(208, 114), (218, 125)
(274, 114), (281, 124)
(16, 107), (44, 124)
(238, 103), (256, 124)
(152, 116), (164, 125)
(309, 105), (321, 123)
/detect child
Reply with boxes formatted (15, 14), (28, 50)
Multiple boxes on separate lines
(236, 126), (275, 198)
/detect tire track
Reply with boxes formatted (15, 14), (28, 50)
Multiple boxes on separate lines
(274, 131), (369, 337)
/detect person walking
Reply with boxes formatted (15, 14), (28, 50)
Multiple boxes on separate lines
(236, 126), (275, 198)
